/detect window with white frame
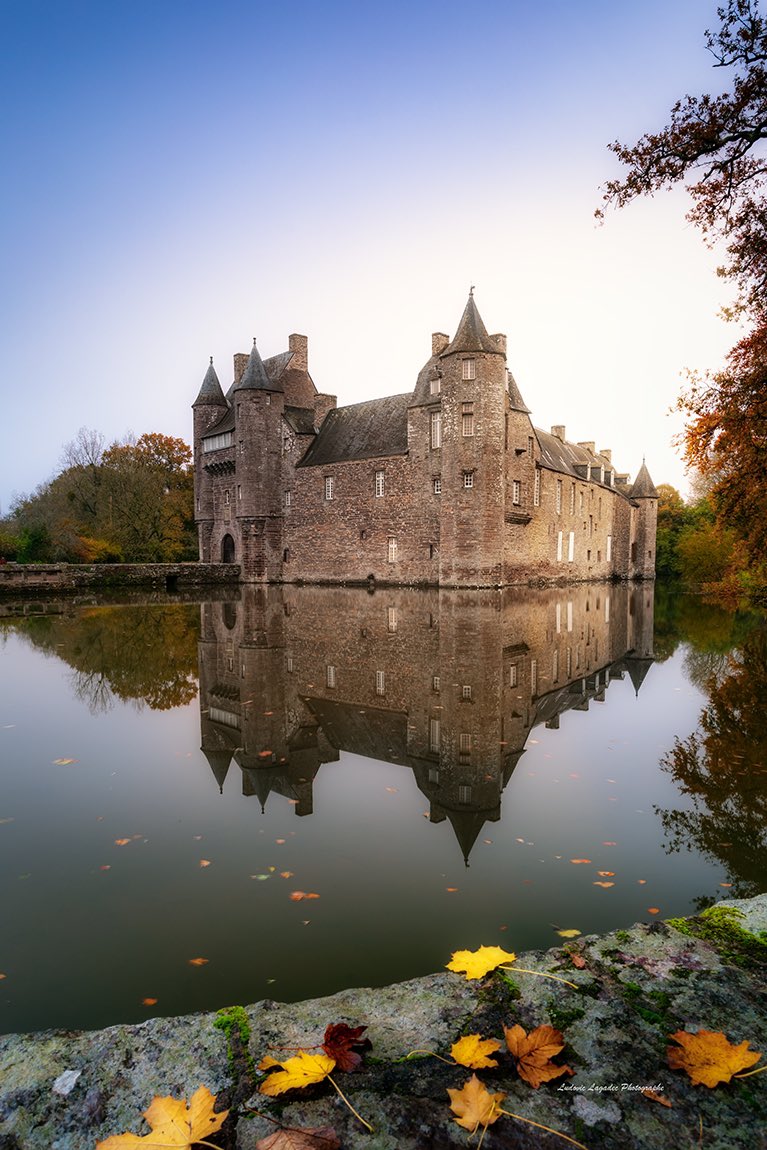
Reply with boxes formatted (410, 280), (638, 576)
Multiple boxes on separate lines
(462, 402), (474, 437)
(324, 476), (334, 500)
(557, 530), (563, 561)
(430, 375), (441, 395)
(512, 480), (521, 505)
(432, 674), (440, 691)
(509, 663), (518, 687)
(556, 479), (562, 514)
(387, 536), (397, 563)
(568, 531), (575, 562)
(429, 717), (441, 752)
(458, 784), (472, 803)
(375, 469), (385, 497)
(462, 358), (476, 380)
(375, 669), (386, 695)
(459, 733), (472, 753)
(387, 606), (397, 632)
(606, 534), (612, 561)
(326, 665), (336, 688)
(430, 411), (441, 449)
(570, 483), (576, 514)
(284, 490), (291, 507)
(463, 471), (474, 489)
(433, 476), (442, 495)
(462, 684), (472, 700)
(534, 469), (541, 506)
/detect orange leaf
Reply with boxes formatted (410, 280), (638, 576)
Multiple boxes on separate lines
(141, 997), (158, 1006)
(96, 1084), (228, 1148)
(570, 953), (587, 969)
(187, 957), (209, 967)
(114, 838), (132, 846)
(446, 887), (459, 893)
(593, 881), (614, 888)
(199, 859), (211, 868)
(597, 871), (615, 877)
(570, 858), (592, 864)
(642, 1088), (673, 1107)
(667, 1029), (762, 1087)
(256, 1127), (340, 1150)
(290, 891), (320, 901)
(447, 1074), (505, 1134)
(647, 907), (660, 915)
(503, 1023), (573, 1088)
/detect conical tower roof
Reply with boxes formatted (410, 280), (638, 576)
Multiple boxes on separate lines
(628, 460), (658, 499)
(192, 358), (228, 408)
(441, 291), (502, 357)
(233, 338), (282, 393)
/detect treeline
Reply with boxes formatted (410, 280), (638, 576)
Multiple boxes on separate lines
(655, 481), (757, 596)
(0, 428), (196, 563)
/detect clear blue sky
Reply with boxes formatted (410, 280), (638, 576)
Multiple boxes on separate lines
(0, 0), (740, 509)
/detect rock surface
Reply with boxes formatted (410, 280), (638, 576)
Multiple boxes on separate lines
(2, 897), (766, 1150)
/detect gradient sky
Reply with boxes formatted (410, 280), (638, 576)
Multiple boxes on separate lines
(1, 0), (743, 510)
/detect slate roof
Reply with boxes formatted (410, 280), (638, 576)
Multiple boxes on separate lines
(233, 339), (281, 393)
(297, 394), (411, 467)
(507, 371), (531, 413)
(628, 461), (658, 499)
(535, 429), (616, 485)
(284, 406), (318, 435)
(192, 359), (228, 408)
(441, 293), (502, 357)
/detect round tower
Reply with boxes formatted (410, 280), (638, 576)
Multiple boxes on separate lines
(628, 460), (658, 580)
(192, 357), (228, 562)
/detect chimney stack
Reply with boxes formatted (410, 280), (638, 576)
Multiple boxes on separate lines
(432, 332), (450, 356)
(288, 333), (308, 372)
(551, 425), (566, 440)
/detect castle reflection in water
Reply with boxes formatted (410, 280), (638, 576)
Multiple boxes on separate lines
(198, 584), (654, 863)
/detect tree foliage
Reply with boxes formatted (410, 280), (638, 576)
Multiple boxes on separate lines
(4, 428), (196, 563)
(600, 1), (767, 575)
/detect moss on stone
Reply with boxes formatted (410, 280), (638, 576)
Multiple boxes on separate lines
(667, 905), (767, 969)
(214, 1005), (255, 1076)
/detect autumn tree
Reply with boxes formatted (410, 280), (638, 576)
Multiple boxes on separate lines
(600, 0), (767, 571)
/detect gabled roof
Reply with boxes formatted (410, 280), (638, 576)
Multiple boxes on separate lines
(233, 339), (281, 393)
(192, 359), (228, 408)
(628, 461), (658, 499)
(284, 406), (318, 435)
(535, 429), (615, 485)
(297, 394), (410, 467)
(507, 371), (531, 414)
(441, 292), (502, 357)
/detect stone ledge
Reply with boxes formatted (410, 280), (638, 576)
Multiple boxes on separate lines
(1, 897), (766, 1149)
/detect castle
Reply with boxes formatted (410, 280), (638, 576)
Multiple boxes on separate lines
(192, 294), (657, 586)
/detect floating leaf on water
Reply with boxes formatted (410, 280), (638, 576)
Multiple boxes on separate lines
(141, 997), (158, 1006)
(570, 858), (592, 865)
(53, 758), (78, 765)
(114, 838), (132, 846)
(647, 907), (660, 914)
(556, 928), (581, 939)
(593, 881), (615, 888)
(597, 871), (616, 877)
(280, 871), (294, 878)
(188, 957), (209, 966)
(199, 859), (211, 868)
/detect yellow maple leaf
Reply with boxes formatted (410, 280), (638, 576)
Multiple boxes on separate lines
(451, 1034), (502, 1069)
(259, 1050), (336, 1096)
(503, 1023), (573, 1088)
(96, 1085), (228, 1148)
(667, 1029), (762, 1087)
(447, 1074), (505, 1134)
(556, 928), (582, 939)
(446, 945), (516, 980)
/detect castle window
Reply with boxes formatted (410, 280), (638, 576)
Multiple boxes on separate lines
(556, 480), (563, 514)
(387, 606), (397, 632)
(324, 476), (334, 500)
(566, 648), (572, 676)
(512, 480), (521, 505)
(557, 530), (563, 561)
(239, 440), (244, 455)
(567, 601), (573, 631)
(463, 471), (474, 489)
(553, 649), (559, 682)
(606, 535), (612, 561)
(462, 684), (472, 700)
(462, 402), (474, 437)
(375, 469), (385, 497)
(202, 430), (234, 452)
(285, 490), (291, 507)
(387, 536), (397, 563)
(568, 531), (575, 562)
(509, 664), (518, 687)
(570, 483), (575, 514)
(287, 655), (293, 672)
(462, 358), (476, 380)
(430, 411), (442, 449)
(531, 659), (538, 696)
(534, 469), (541, 506)
(326, 665), (336, 688)
(579, 490), (584, 513)
(360, 529), (366, 540)
(224, 489), (231, 524)
(430, 375), (441, 395)
(528, 436), (534, 458)
(237, 485), (242, 501)
(265, 394), (271, 405)
(459, 732), (472, 753)
(433, 476), (442, 495)
(428, 767), (440, 783)
(432, 675), (440, 692)
(375, 670), (386, 695)
(429, 717), (441, 752)
(458, 785), (472, 804)
(283, 548), (290, 562)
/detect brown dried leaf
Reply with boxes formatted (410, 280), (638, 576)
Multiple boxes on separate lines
(255, 1126), (340, 1150)
(321, 1023), (370, 1072)
(503, 1023), (573, 1088)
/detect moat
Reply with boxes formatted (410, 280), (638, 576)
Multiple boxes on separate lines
(1, 583), (765, 1035)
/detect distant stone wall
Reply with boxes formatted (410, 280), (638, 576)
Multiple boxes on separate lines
(0, 562), (240, 597)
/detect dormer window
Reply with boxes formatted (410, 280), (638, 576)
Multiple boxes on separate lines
(462, 358), (476, 380)
(430, 375), (441, 395)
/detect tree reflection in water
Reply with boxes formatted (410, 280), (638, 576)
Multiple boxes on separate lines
(657, 623), (767, 905)
(9, 603), (199, 712)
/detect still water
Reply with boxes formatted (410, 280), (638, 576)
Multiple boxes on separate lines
(1, 584), (764, 1035)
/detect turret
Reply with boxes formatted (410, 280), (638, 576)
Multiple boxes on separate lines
(192, 358), (229, 559)
(628, 460), (658, 580)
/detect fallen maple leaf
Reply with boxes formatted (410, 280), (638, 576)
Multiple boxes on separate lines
(289, 891), (320, 901)
(322, 1023), (369, 1072)
(199, 859), (211, 868)
(593, 881), (614, 888)
(667, 1029), (762, 1087)
(446, 945), (516, 980)
(503, 1023), (573, 1088)
(114, 838), (132, 846)
(187, 957), (209, 967)
(447, 1074), (505, 1134)
(596, 871), (615, 877)
(647, 907), (660, 915)
(256, 1127), (340, 1150)
(451, 1034), (501, 1069)
(569, 953), (587, 969)
(141, 997), (158, 1006)
(556, 929), (581, 939)
(96, 1084), (228, 1149)
(259, 1051), (336, 1096)
(570, 858), (591, 864)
